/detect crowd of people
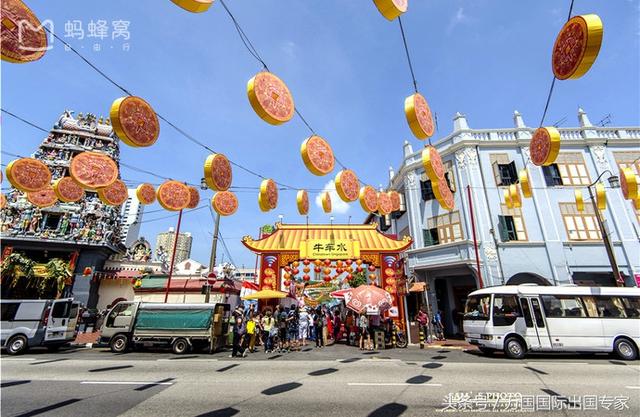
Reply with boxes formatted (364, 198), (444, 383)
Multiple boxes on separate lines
(415, 307), (446, 344)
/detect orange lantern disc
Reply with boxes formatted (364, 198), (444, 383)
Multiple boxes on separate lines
(212, 191), (239, 216)
(518, 169), (532, 198)
(509, 184), (522, 208)
(6, 158), (51, 192)
(373, 0), (408, 21)
(530, 127), (561, 166)
(433, 177), (455, 211)
(421, 146), (445, 182)
(27, 185), (57, 208)
(297, 190), (309, 215)
(0, 193), (6, 209)
(70, 151), (119, 190)
(247, 71), (295, 125)
(504, 188), (513, 209)
(335, 169), (359, 202)
(301, 135), (335, 176)
(98, 179), (128, 206)
(186, 186), (200, 209)
(110, 96), (160, 147)
(405, 92), (435, 140)
(575, 189), (584, 212)
(170, 0), (214, 13)
(359, 185), (378, 213)
(157, 180), (190, 211)
(1, 0), (48, 63)
(388, 191), (401, 212)
(322, 191), (332, 213)
(203, 153), (232, 191)
(136, 183), (156, 205)
(53, 177), (85, 203)
(378, 192), (393, 215)
(620, 167), (638, 200)
(595, 182), (606, 210)
(259, 179), (278, 211)
(552, 14), (603, 80)
(323, 268), (332, 275)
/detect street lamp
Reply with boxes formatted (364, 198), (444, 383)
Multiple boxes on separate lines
(586, 170), (623, 286)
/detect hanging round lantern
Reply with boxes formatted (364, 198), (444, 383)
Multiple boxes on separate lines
(386, 277), (397, 286)
(346, 274), (353, 281)
(384, 267), (395, 277)
(292, 260), (300, 268)
(421, 146), (445, 182)
(263, 277), (273, 285)
(6, 158), (51, 192)
(303, 258), (311, 266)
(336, 260), (343, 267)
(204, 153), (232, 191)
(1, 0), (48, 63)
(284, 273), (292, 280)
(372, 0), (407, 21)
(157, 180), (190, 211)
(314, 259), (322, 266)
(385, 286), (394, 293)
(355, 259), (363, 266)
(27, 186), (58, 208)
(110, 96), (160, 147)
(368, 265), (376, 272)
(170, 0), (214, 13)
(359, 185), (379, 213)
(69, 152), (119, 190)
(620, 167), (638, 200)
(212, 191), (239, 216)
(82, 267), (93, 276)
(346, 266), (353, 273)
(284, 265), (291, 272)
(596, 182), (606, 210)
(303, 266), (310, 274)
(575, 189), (584, 212)
(303, 274), (311, 282)
(321, 191), (332, 213)
(323, 267), (332, 275)
(388, 191), (401, 212)
(53, 177), (85, 203)
(323, 275), (332, 283)
(405, 92), (435, 140)
(292, 268), (300, 275)
(504, 188), (513, 209)
(509, 184), (522, 208)
(368, 273), (377, 281)
(432, 177), (455, 211)
(284, 279), (291, 287)
(0, 194), (6, 209)
(518, 169), (532, 198)
(336, 268), (343, 274)
(301, 135), (335, 176)
(186, 186), (200, 209)
(356, 266), (364, 273)
(378, 191), (393, 215)
(552, 14), (603, 80)
(324, 259), (331, 266)
(247, 71), (295, 125)
(98, 179), (128, 206)
(335, 169), (360, 202)
(345, 259), (353, 266)
(530, 127), (561, 166)
(258, 179), (278, 212)
(136, 183), (156, 205)
(314, 266), (322, 273)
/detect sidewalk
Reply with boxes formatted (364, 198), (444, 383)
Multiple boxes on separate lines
(73, 331), (101, 345)
(409, 338), (476, 350)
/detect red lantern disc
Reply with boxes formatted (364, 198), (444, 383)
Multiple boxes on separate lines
(98, 179), (128, 206)
(27, 186), (57, 208)
(212, 191), (239, 216)
(157, 180), (190, 211)
(314, 267), (322, 273)
(1, 0), (48, 63)
(70, 152), (119, 190)
(6, 158), (52, 192)
(303, 275), (311, 282)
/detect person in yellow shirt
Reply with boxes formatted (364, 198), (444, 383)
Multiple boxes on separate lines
(261, 309), (275, 353)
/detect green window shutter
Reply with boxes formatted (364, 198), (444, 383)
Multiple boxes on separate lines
(497, 216), (510, 242)
(492, 161), (503, 186)
(423, 229), (435, 246)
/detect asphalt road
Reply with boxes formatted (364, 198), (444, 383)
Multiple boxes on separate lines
(2, 345), (639, 417)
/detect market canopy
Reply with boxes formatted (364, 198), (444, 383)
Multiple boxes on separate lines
(242, 223), (412, 257)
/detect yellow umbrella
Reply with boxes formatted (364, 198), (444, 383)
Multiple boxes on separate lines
(241, 289), (287, 300)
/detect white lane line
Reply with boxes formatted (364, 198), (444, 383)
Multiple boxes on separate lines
(348, 383), (442, 387)
(625, 386), (640, 390)
(156, 359), (217, 362)
(526, 362), (589, 366)
(81, 381), (174, 385)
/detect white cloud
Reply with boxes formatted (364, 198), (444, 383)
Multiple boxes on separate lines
(315, 180), (350, 214)
(447, 7), (468, 34)
(281, 40), (296, 59)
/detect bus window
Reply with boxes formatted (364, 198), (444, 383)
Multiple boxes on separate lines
(541, 295), (588, 318)
(530, 299), (546, 328)
(463, 295), (491, 320)
(519, 298), (533, 328)
(493, 295), (521, 326)
(594, 297), (628, 318)
(620, 297), (640, 318)
(581, 296), (598, 317)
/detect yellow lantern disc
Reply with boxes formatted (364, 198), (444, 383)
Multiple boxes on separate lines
(359, 185), (378, 213)
(0, 193), (6, 209)
(388, 191), (401, 212)
(259, 179), (278, 211)
(203, 153), (232, 191)
(136, 183), (156, 205)
(70, 152), (119, 190)
(518, 169), (532, 198)
(509, 184), (522, 208)
(170, 0), (214, 13)
(301, 135), (335, 176)
(552, 14), (603, 80)
(634, 198), (640, 211)
(378, 192), (393, 215)
(574, 189), (584, 212)
(53, 177), (85, 203)
(297, 190), (309, 215)
(157, 180), (190, 211)
(212, 191), (239, 216)
(335, 169), (359, 202)
(595, 182), (606, 210)
(1, 0), (48, 63)
(620, 167), (638, 200)
(530, 127), (561, 166)
(247, 71), (295, 125)
(97, 179), (128, 206)
(110, 96), (160, 147)
(432, 177), (455, 211)
(421, 145), (445, 182)
(372, 0), (408, 21)
(504, 188), (513, 209)
(405, 92), (435, 140)
(322, 191), (332, 213)
(6, 158), (52, 192)
(27, 186), (58, 208)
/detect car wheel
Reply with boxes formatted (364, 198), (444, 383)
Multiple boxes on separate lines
(614, 338), (638, 361)
(478, 347), (494, 356)
(172, 338), (190, 355)
(6, 335), (28, 355)
(504, 337), (526, 359)
(110, 334), (129, 353)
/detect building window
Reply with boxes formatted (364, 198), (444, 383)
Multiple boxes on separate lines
(420, 179), (435, 201)
(423, 211), (463, 247)
(613, 151), (640, 175)
(559, 202), (602, 241)
(421, 167), (455, 202)
(498, 204), (528, 241)
(542, 164), (563, 186)
(545, 153), (591, 186)
(443, 160), (457, 193)
(491, 154), (518, 186)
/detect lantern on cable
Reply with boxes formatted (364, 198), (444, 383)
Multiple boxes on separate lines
(284, 266), (291, 273)
(258, 179), (278, 212)
(53, 177), (85, 203)
(620, 167), (638, 200)
(70, 152), (119, 190)
(575, 189), (584, 212)
(297, 189), (310, 215)
(509, 184), (522, 209)
(595, 182), (606, 210)
(378, 191), (393, 215)
(504, 188), (513, 209)
(157, 180), (190, 211)
(292, 268), (300, 275)
(368, 265), (376, 272)
(323, 275), (332, 283)
(303, 259), (311, 266)
(345, 259), (353, 266)
(314, 266), (322, 273)
(27, 186), (58, 208)
(405, 92), (435, 140)
(321, 191), (332, 213)
(6, 158), (51, 192)
(336, 260), (343, 268)
(247, 71), (295, 125)
(336, 268), (343, 274)
(355, 259), (363, 266)
(98, 179), (128, 206)
(204, 153), (232, 191)
(518, 169), (532, 198)
(324, 259), (331, 266)
(372, 0), (408, 21)
(388, 191), (401, 212)
(303, 266), (310, 274)
(433, 177), (455, 211)
(530, 127), (561, 166)
(136, 183), (156, 205)
(110, 96), (160, 147)
(335, 169), (359, 202)
(292, 261), (300, 268)
(82, 267), (93, 277)
(170, 0), (214, 13)
(552, 15), (603, 80)
(323, 267), (332, 275)
(359, 185), (379, 213)
(346, 274), (353, 281)
(314, 259), (322, 267)
(1, 0), (48, 63)
(212, 191), (239, 216)
(303, 274), (311, 282)
(301, 135), (335, 176)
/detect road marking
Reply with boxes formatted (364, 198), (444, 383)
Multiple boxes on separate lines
(156, 359), (217, 362)
(1, 358), (36, 361)
(81, 381), (174, 385)
(347, 382), (442, 387)
(625, 386), (640, 390)
(526, 362), (589, 366)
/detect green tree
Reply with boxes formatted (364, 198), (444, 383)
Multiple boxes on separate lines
(349, 270), (368, 288)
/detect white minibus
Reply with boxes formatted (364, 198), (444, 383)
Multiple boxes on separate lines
(463, 285), (640, 360)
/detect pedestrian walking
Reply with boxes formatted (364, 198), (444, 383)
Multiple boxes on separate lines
(434, 310), (445, 341)
(261, 309), (275, 353)
(246, 311), (257, 353)
(358, 313), (371, 350)
(230, 315), (246, 358)
(315, 307), (324, 348)
(298, 307), (310, 347)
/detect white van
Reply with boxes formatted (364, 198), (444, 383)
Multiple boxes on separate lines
(1, 298), (80, 355)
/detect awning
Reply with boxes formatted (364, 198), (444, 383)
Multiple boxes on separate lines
(408, 282), (427, 292)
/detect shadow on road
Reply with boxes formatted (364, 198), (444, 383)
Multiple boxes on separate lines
(261, 382), (302, 396)
(367, 402), (408, 417)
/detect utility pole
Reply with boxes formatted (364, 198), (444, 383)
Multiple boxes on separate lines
(205, 212), (221, 303)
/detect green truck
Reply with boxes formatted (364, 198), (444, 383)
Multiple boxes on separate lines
(100, 301), (230, 354)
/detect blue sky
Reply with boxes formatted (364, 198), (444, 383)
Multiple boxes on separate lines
(2, 0), (639, 268)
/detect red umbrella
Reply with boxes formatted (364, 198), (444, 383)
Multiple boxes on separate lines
(330, 289), (351, 299)
(344, 285), (392, 315)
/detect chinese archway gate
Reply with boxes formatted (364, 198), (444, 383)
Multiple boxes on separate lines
(242, 222), (413, 330)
